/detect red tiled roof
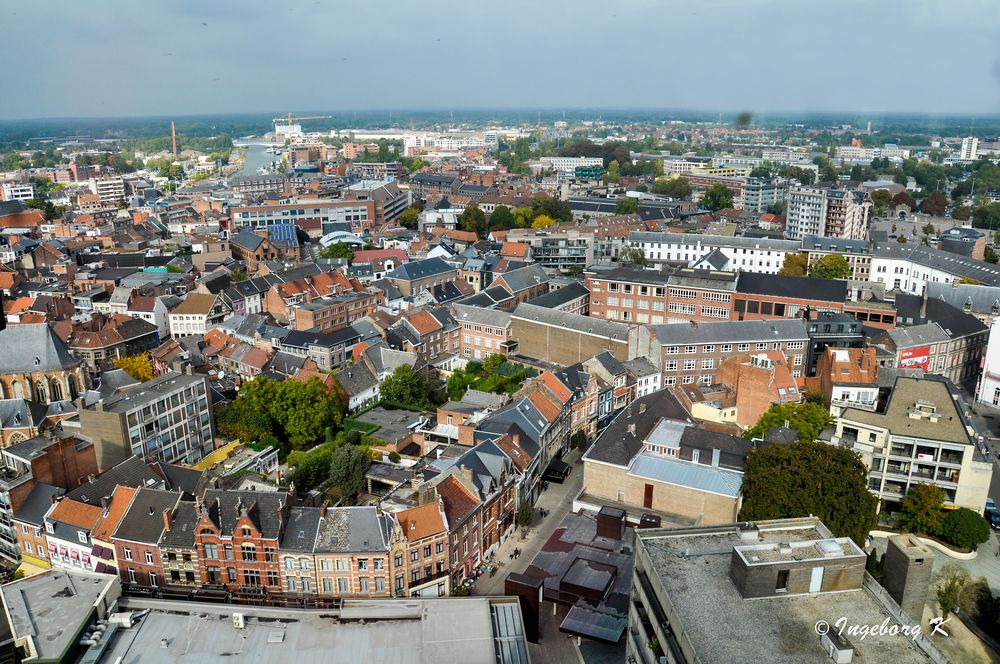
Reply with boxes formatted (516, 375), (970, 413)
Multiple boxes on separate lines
(538, 371), (573, 404)
(500, 242), (530, 258)
(436, 476), (479, 525)
(396, 502), (447, 542)
(406, 310), (443, 336)
(49, 498), (103, 530)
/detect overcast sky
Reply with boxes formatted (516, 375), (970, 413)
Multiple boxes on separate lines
(2, 0), (999, 120)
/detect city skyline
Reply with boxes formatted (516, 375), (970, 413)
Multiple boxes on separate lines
(2, 0), (999, 120)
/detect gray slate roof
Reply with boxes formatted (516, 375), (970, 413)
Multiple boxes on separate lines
(314, 506), (392, 553)
(112, 487), (182, 544)
(65, 456), (164, 506)
(279, 507), (321, 552)
(647, 318), (809, 346)
(0, 323), (80, 373)
(511, 303), (630, 340)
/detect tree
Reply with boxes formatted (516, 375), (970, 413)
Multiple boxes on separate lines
(319, 241), (354, 261)
(891, 191), (916, 209)
(953, 205), (972, 221)
(870, 189), (893, 209)
(972, 203), (1000, 230)
(934, 564), (971, 618)
(516, 503), (534, 527)
(530, 196), (572, 221)
(482, 353), (505, 374)
(922, 223), (936, 237)
(779, 253), (808, 276)
(114, 353), (154, 382)
(512, 207), (534, 228)
(604, 160), (621, 184)
(986, 246), (999, 264)
(920, 191), (947, 217)
(398, 206), (420, 229)
(897, 235), (907, 244)
(379, 365), (435, 409)
(570, 430), (587, 449)
(940, 508), (991, 550)
(765, 201), (785, 215)
(287, 443), (334, 492)
(808, 254), (852, 280)
(651, 177), (692, 198)
(896, 483), (946, 535)
(618, 244), (647, 266)
(615, 197), (639, 215)
(739, 441), (878, 546)
(489, 205), (514, 230)
(329, 443), (370, 503)
(531, 214), (555, 229)
(459, 204), (487, 236)
(743, 401), (833, 442)
(701, 184), (734, 212)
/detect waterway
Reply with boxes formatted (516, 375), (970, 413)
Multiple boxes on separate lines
(232, 141), (282, 177)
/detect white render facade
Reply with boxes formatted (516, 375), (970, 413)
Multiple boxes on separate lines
(629, 231), (798, 274)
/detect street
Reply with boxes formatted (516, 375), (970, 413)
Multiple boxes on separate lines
(473, 448), (588, 664)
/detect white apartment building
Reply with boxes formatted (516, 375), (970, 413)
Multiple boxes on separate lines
(832, 377), (992, 513)
(230, 199), (373, 235)
(88, 176), (125, 203)
(629, 231), (799, 274)
(960, 137), (979, 161)
(537, 156), (603, 173)
(835, 144), (911, 162)
(785, 186), (871, 241)
(868, 242), (1000, 295)
(977, 316), (1000, 408)
(741, 177), (788, 212)
(1, 181), (35, 202)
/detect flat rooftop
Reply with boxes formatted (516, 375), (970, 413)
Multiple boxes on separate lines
(734, 537), (864, 566)
(638, 520), (935, 664)
(102, 596), (529, 664)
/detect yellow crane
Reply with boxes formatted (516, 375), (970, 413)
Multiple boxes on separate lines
(272, 113), (332, 126)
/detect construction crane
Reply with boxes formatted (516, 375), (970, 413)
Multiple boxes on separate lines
(272, 113), (332, 126)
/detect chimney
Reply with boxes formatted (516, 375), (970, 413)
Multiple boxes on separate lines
(512, 433), (520, 446)
(162, 509), (172, 533)
(101, 496), (110, 511)
(920, 287), (928, 319)
(627, 423), (636, 436)
(148, 505), (155, 516)
(320, 504), (327, 519)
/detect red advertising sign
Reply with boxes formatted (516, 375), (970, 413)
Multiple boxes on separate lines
(899, 346), (931, 371)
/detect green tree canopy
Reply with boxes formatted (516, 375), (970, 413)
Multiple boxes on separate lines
(808, 254), (852, 280)
(952, 205), (972, 221)
(870, 189), (893, 209)
(891, 191), (916, 209)
(651, 177), (692, 198)
(379, 365), (436, 410)
(701, 184), (734, 211)
(398, 206), (420, 229)
(896, 482), (946, 535)
(459, 204), (487, 236)
(940, 508), (991, 549)
(530, 196), (572, 221)
(319, 241), (354, 261)
(329, 443), (371, 503)
(744, 401), (833, 442)
(216, 376), (344, 455)
(615, 197), (638, 214)
(618, 244), (647, 266)
(739, 441), (878, 546)
(778, 253), (808, 276)
(604, 160), (621, 184)
(489, 205), (514, 230)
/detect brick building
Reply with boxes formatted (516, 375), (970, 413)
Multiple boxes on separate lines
(390, 501), (450, 597)
(112, 488), (182, 589)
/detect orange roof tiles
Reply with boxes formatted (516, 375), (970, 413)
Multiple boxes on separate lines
(538, 371), (573, 404)
(500, 242), (530, 259)
(92, 486), (137, 541)
(436, 475), (479, 525)
(527, 388), (562, 424)
(406, 310), (443, 336)
(396, 502), (447, 542)
(49, 498), (103, 530)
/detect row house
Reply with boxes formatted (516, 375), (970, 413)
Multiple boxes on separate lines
(389, 501), (450, 597)
(629, 231), (798, 274)
(167, 292), (231, 338)
(194, 490), (290, 596)
(66, 314), (160, 373)
(202, 330), (270, 384)
(43, 497), (102, 572)
(112, 487), (183, 589)
(89, 485), (138, 577)
(309, 506), (392, 598)
(229, 199), (376, 236)
(454, 304), (514, 360)
(12, 483), (64, 568)
(386, 307), (460, 363)
(160, 501), (201, 587)
(220, 278), (272, 317)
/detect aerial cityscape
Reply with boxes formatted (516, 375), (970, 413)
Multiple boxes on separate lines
(3, 2), (1000, 663)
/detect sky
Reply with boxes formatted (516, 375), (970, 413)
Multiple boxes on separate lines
(2, 0), (1000, 120)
